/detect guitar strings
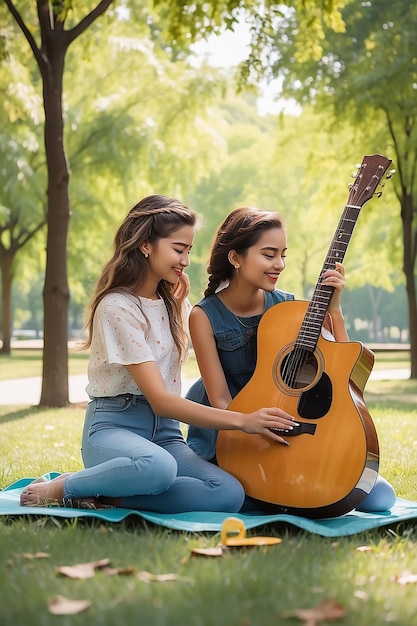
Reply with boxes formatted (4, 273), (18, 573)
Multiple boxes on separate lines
(279, 204), (359, 396)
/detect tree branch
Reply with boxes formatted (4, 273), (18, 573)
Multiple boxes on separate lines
(37, 0), (53, 38)
(66, 0), (115, 45)
(4, 0), (44, 69)
(15, 220), (46, 250)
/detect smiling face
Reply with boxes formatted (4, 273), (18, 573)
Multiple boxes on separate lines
(147, 224), (195, 286)
(232, 227), (287, 292)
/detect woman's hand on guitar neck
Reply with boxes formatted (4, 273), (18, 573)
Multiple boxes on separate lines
(323, 261), (346, 311)
(322, 262), (349, 342)
(240, 407), (298, 446)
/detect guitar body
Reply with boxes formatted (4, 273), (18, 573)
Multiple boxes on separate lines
(216, 300), (380, 519)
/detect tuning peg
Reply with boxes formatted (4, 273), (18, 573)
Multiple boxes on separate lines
(375, 191), (383, 198)
(386, 169), (396, 179)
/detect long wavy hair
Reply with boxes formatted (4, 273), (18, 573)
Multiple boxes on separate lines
(204, 206), (284, 297)
(82, 195), (197, 358)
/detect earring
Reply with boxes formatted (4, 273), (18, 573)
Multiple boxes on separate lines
(144, 253), (149, 258)
(234, 264), (240, 269)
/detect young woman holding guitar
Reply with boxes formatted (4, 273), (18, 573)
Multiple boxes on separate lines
(186, 206), (395, 515)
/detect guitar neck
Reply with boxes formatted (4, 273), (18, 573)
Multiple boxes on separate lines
(295, 153), (393, 352)
(297, 203), (362, 351)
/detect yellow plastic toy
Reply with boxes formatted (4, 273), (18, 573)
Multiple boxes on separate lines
(220, 517), (282, 547)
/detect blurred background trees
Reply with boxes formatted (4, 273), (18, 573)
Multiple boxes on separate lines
(1, 0), (415, 406)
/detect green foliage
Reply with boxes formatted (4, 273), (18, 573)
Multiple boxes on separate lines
(267, 0), (417, 201)
(1, 0), (410, 360)
(62, 19), (230, 307)
(0, 29), (46, 245)
(151, 0), (346, 57)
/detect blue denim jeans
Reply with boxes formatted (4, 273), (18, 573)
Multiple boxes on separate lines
(63, 394), (245, 513)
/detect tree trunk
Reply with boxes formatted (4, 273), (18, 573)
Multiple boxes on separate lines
(401, 192), (417, 379)
(405, 273), (417, 378)
(39, 38), (70, 407)
(0, 252), (13, 354)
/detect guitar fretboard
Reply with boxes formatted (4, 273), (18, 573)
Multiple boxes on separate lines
(296, 204), (361, 352)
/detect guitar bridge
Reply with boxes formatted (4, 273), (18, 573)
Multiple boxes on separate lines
(269, 422), (316, 437)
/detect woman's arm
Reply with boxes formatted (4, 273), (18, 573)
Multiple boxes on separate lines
(188, 306), (232, 409)
(125, 361), (296, 442)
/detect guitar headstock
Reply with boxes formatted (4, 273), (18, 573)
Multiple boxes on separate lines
(348, 154), (394, 207)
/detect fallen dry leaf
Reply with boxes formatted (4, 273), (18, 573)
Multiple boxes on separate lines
(102, 566), (136, 576)
(20, 552), (50, 559)
(48, 595), (92, 615)
(56, 558), (110, 579)
(394, 573), (417, 585)
(56, 563), (96, 579)
(355, 545), (373, 553)
(282, 597), (346, 625)
(137, 570), (194, 585)
(191, 546), (224, 557)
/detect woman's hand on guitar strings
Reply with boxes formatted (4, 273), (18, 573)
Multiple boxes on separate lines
(241, 407), (298, 446)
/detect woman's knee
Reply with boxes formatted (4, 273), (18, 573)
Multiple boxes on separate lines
(133, 447), (178, 493)
(356, 475), (396, 512)
(211, 474), (245, 512)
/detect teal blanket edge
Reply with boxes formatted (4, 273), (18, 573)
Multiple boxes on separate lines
(2, 474), (417, 537)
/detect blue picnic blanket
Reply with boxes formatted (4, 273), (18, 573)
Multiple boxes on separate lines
(1, 474), (417, 537)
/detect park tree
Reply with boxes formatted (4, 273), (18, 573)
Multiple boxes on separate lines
(0, 33), (46, 354)
(261, 0), (417, 376)
(3, 0), (346, 406)
(4, 0), (116, 406)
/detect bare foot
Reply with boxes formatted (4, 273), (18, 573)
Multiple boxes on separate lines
(30, 476), (48, 485)
(20, 473), (116, 509)
(20, 473), (69, 507)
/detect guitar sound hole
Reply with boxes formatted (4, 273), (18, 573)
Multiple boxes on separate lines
(280, 349), (318, 390)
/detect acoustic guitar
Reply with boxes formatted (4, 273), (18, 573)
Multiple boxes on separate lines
(216, 154), (393, 518)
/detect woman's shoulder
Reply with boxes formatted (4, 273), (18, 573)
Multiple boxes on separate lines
(99, 291), (136, 306)
(97, 292), (144, 317)
(191, 293), (233, 331)
(193, 293), (223, 313)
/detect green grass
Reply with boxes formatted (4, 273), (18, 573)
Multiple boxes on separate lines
(0, 358), (417, 625)
(0, 349), (90, 379)
(372, 350), (410, 371)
